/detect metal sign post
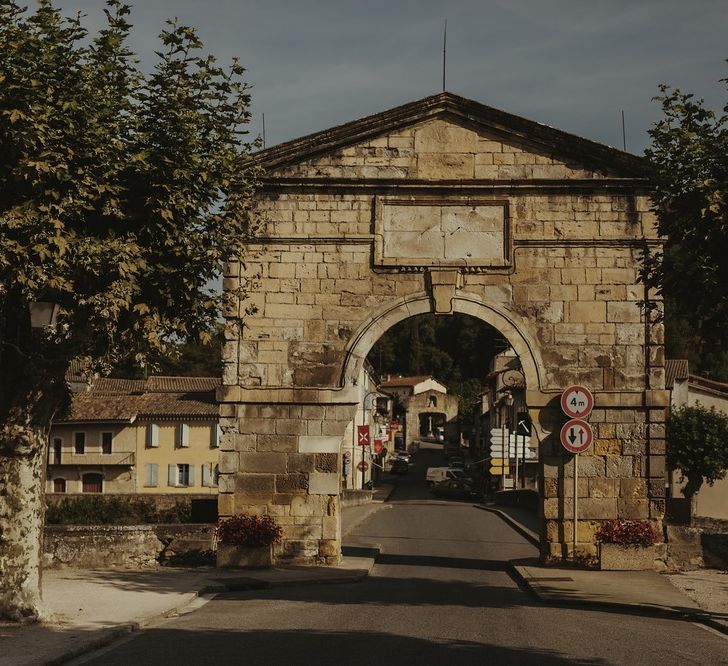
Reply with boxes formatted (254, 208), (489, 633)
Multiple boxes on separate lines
(501, 422), (506, 488)
(357, 425), (370, 490)
(560, 385), (594, 557)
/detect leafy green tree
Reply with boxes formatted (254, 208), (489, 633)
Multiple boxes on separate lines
(667, 404), (728, 499)
(645, 77), (728, 381)
(0, 1), (256, 619)
(369, 313), (507, 417)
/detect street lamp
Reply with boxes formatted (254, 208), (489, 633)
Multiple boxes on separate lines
(504, 392), (516, 487)
(29, 302), (59, 328)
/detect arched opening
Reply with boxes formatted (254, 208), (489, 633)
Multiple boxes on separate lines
(339, 306), (537, 503)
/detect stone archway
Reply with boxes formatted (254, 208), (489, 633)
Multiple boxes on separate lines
(217, 92), (665, 565)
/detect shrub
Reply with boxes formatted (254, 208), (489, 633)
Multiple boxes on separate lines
(45, 496), (194, 525)
(216, 514), (282, 547)
(595, 519), (659, 547)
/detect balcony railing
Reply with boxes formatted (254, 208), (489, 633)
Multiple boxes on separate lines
(48, 451), (136, 466)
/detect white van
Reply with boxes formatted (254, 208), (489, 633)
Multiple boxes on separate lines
(426, 467), (465, 485)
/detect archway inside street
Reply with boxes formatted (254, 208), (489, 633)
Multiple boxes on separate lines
(354, 310), (533, 502)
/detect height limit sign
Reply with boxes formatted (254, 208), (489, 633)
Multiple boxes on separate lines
(560, 385), (594, 419)
(560, 385), (593, 454)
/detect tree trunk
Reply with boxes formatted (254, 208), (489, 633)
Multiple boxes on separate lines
(0, 426), (48, 621)
(682, 474), (703, 500)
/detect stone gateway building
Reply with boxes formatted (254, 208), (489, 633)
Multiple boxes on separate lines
(218, 93), (663, 564)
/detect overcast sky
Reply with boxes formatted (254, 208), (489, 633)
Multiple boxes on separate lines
(56, 0), (728, 155)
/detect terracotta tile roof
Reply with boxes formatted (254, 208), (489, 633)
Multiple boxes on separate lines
(57, 375), (219, 422)
(665, 359), (689, 389)
(62, 394), (143, 423)
(379, 375), (434, 388)
(136, 391), (218, 418)
(145, 376), (221, 392)
(688, 374), (728, 398)
(92, 378), (147, 395)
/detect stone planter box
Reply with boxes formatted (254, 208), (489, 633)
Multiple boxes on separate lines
(216, 543), (273, 569)
(599, 543), (660, 570)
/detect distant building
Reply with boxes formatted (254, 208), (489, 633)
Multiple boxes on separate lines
(379, 375), (458, 451)
(47, 376), (220, 495)
(666, 359), (728, 520)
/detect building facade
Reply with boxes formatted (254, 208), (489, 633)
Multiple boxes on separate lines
(47, 376), (221, 495)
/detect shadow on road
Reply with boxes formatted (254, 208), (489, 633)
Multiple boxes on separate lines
(82, 627), (609, 666)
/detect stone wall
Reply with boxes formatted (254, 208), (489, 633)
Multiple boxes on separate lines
(43, 524), (215, 569)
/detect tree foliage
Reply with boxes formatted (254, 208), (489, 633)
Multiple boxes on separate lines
(0, 0), (256, 619)
(666, 403), (728, 498)
(645, 75), (728, 380)
(368, 314), (508, 417)
(0, 0), (256, 390)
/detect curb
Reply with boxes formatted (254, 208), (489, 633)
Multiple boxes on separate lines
(474, 504), (540, 547)
(508, 563), (728, 635)
(45, 623), (140, 666)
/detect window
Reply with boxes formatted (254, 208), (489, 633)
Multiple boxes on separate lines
(52, 438), (62, 465)
(74, 432), (86, 455)
(210, 424), (222, 449)
(146, 423), (159, 448)
(176, 423), (190, 448)
(201, 463), (219, 487)
(101, 432), (113, 455)
(82, 473), (103, 493)
(168, 464), (194, 487)
(145, 463), (159, 487)
(53, 478), (66, 493)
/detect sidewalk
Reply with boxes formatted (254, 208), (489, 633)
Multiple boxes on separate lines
(486, 502), (728, 634)
(0, 498), (391, 666)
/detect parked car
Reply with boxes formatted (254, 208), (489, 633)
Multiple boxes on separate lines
(390, 458), (409, 475)
(395, 451), (412, 464)
(431, 478), (479, 500)
(426, 467), (466, 485)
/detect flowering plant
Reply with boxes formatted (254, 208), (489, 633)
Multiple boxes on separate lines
(595, 519), (659, 548)
(216, 514), (282, 547)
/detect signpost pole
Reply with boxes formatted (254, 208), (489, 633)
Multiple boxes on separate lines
(573, 453), (578, 555)
(521, 434), (526, 488)
(501, 422), (506, 489)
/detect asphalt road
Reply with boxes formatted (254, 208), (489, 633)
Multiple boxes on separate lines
(77, 447), (728, 665)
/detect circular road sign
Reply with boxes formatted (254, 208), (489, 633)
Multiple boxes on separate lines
(561, 385), (594, 419)
(560, 418), (594, 454)
(357, 461), (369, 472)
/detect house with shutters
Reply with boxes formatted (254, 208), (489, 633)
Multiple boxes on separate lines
(47, 376), (221, 495)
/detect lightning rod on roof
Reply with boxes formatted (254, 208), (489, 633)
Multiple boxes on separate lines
(442, 19), (447, 91)
(262, 113), (266, 149)
(621, 109), (626, 152)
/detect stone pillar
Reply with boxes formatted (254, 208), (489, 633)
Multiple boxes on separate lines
(537, 388), (668, 560)
(217, 386), (357, 564)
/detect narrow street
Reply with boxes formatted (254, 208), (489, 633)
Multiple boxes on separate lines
(77, 448), (728, 665)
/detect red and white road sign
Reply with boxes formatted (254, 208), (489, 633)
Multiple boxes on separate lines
(560, 418), (593, 454)
(560, 385), (594, 419)
(357, 425), (370, 446)
(357, 460), (369, 472)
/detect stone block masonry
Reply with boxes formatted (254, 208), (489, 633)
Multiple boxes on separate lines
(220, 93), (662, 566)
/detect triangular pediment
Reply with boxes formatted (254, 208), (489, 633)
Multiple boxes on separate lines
(252, 92), (650, 180)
